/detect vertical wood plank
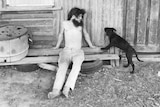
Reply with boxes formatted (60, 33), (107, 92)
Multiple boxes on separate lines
(91, 0), (104, 46)
(125, 0), (137, 45)
(86, 0), (92, 37)
(103, 0), (111, 47)
(2, 0), (6, 8)
(0, 0), (2, 8)
(0, 0), (2, 15)
(157, 0), (160, 50)
(122, 0), (127, 39)
(134, 0), (140, 45)
(137, 0), (149, 44)
(145, 0), (151, 45)
(149, 0), (159, 45)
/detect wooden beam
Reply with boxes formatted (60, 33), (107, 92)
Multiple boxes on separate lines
(122, 54), (160, 62)
(0, 6), (62, 12)
(0, 18), (54, 21)
(1, 52), (160, 66)
(28, 44), (160, 56)
(0, 53), (119, 66)
(27, 48), (106, 56)
(0, 56), (58, 65)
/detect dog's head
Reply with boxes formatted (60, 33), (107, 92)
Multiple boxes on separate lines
(104, 27), (116, 36)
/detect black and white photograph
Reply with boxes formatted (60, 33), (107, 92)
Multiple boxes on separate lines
(0, 0), (160, 107)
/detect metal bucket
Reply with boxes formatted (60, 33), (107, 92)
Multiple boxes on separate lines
(0, 25), (29, 62)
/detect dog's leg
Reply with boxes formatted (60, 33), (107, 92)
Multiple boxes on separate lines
(123, 53), (130, 67)
(101, 44), (112, 50)
(124, 52), (135, 74)
(119, 54), (122, 62)
(130, 63), (135, 74)
(119, 50), (123, 64)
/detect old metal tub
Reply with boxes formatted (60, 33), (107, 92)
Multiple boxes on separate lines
(0, 25), (29, 62)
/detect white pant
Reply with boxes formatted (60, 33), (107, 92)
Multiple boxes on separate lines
(53, 47), (84, 91)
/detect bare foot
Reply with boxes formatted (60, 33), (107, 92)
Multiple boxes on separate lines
(48, 89), (60, 99)
(62, 86), (71, 98)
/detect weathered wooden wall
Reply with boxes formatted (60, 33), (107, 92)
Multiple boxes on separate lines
(124, 0), (160, 52)
(0, 0), (160, 53)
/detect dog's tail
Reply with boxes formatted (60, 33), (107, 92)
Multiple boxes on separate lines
(134, 50), (143, 62)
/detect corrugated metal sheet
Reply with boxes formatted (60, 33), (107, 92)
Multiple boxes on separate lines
(55, 0), (123, 47)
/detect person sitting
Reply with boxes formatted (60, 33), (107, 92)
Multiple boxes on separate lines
(48, 7), (97, 99)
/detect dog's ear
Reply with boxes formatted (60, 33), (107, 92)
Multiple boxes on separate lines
(104, 27), (116, 32)
(104, 28), (107, 32)
(111, 28), (116, 32)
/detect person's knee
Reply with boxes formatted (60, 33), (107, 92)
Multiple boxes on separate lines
(72, 56), (84, 65)
(71, 62), (82, 72)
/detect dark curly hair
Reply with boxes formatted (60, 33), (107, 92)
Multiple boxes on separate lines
(67, 7), (86, 20)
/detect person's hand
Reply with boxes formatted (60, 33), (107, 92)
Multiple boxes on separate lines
(52, 46), (59, 49)
(90, 45), (99, 49)
(89, 45), (96, 48)
(90, 46), (102, 52)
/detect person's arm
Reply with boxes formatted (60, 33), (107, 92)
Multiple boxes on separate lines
(53, 22), (64, 49)
(83, 28), (96, 48)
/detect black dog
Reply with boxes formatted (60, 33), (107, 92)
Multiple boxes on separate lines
(101, 27), (143, 74)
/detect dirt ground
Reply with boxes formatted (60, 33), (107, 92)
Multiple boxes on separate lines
(1, 61), (160, 107)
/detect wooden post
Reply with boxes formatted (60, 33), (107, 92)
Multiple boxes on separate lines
(110, 47), (116, 67)
(115, 48), (120, 67)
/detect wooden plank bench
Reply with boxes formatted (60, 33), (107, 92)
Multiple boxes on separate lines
(0, 47), (119, 66)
